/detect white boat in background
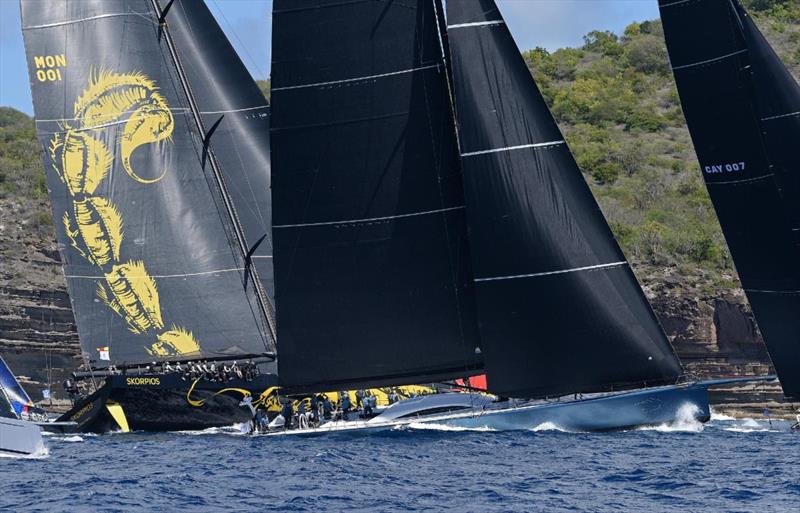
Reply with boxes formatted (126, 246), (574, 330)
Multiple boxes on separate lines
(0, 356), (44, 456)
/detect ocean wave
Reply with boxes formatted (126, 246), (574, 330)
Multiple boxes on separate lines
(638, 403), (704, 433)
(399, 422), (495, 432)
(529, 421), (571, 433)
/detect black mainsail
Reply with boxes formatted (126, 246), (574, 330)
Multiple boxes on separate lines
(271, 0), (481, 391)
(168, 0), (276, 313)
(446, 0), (683, 398)
(21, 0), (273, 368)
(660, 0), (800, 399)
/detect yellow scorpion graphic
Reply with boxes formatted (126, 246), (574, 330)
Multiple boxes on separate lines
(51, 69), (200, 358)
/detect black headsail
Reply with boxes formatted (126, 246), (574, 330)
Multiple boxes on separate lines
(446, 0), (683, 398)
(21, 0), (273, 368)
(271, 0), (481, 391)
(167, 0), (276, 314)
(660, 0), (800, 399)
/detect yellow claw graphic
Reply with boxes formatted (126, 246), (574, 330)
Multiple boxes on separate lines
(69, 197), (123, 267)
(120, 103), (173, 184)
(97, 260), (164, 334)
(48, 130), (111, 196)
(147, 326), (201, 357)
(74, 69), (161, 127)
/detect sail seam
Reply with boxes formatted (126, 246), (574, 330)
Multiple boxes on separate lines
(762, 111), (800, 122)
(447, 20), (505, 29)
(659, 0), (694, 7)
(66, 268), (244, 279)
(200, 106), (269, 115)
(475, 262), (628, 282)
(706, 173), (773, 185)
(23, 12), (152, 30)
(461, 140), (565, 157)
(672, 49), (748, 70)
(745, 288), (800, 295)
(273, 205), (465, 229)
(36, 108), (191, 124)
(271, 64), (440, 92)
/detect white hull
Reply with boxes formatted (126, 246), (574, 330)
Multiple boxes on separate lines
(0, 416), (44, 456)
(260, 383), (711, 437)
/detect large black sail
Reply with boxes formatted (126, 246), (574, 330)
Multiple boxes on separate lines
(447, 0), (683, 398)
(660, 0), (800, 399)
(21, 0), (272, 367)
(167, 0), (276, 312)
(271, 0), (481, 391)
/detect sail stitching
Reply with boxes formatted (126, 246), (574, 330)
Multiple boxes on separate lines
(447, 20), (505, 29)
(461, 140), (564, 157)
(273, 205), (466, 229)
(271, 64), (440, 92)
(762, 111), (800, 122)
(474, 261), (627, 282)
(36, 108), (191, 124)
(672, 49), (748, 70)
(745, 288), (800, 295)
(659, 0), (695, 7)
(706, 173), (773, 185)
(66, 267), (245, 280)
(199, 105), (270, 115)
(23, 12), (153, 30)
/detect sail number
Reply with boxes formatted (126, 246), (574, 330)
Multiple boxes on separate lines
(704, 162), (746, 174)
(33, 54), (66, 82)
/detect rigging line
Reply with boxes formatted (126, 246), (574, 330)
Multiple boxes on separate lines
(273, 205), (466, 229)
(23, 12), (153, 30)
(151, 0), (276, 347)
(461, 140), (564, 157)
(272, 64), (440, 91)
(36, 108), (191, 124)
(672, 49), (748, 70)
(475, 261), (627, 283)
(447, 20), (504, 29)
(209, 0), (269, 81)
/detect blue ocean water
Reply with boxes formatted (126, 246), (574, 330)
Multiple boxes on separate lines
(1, 413), (797, 513)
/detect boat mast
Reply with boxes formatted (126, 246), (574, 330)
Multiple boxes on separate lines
(149, 0), (277, 352)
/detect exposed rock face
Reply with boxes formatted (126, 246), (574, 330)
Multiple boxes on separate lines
(0, 199), (82, 401)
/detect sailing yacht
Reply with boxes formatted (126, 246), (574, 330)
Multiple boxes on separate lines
(0, 356), (45, 456)
(265, 0), (739, 434)
(660, 0), (800, 401)
(21, 0), (279, 432)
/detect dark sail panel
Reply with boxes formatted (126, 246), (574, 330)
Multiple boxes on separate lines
(660, 0), (800, 399)
(447, 0), (683, 398)
(21, 0), (271, 367)
(168, 0), (276, 310)
(733, 1), (800, 246)
(271, 0), (481, 391)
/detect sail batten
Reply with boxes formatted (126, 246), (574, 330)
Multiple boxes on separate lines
(660, 0), (800, 399)
(447, 0), (683, 398)
(271, 0), (481, 391)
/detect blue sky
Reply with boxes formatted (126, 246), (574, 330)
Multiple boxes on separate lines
(0, 0), (659, 115)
